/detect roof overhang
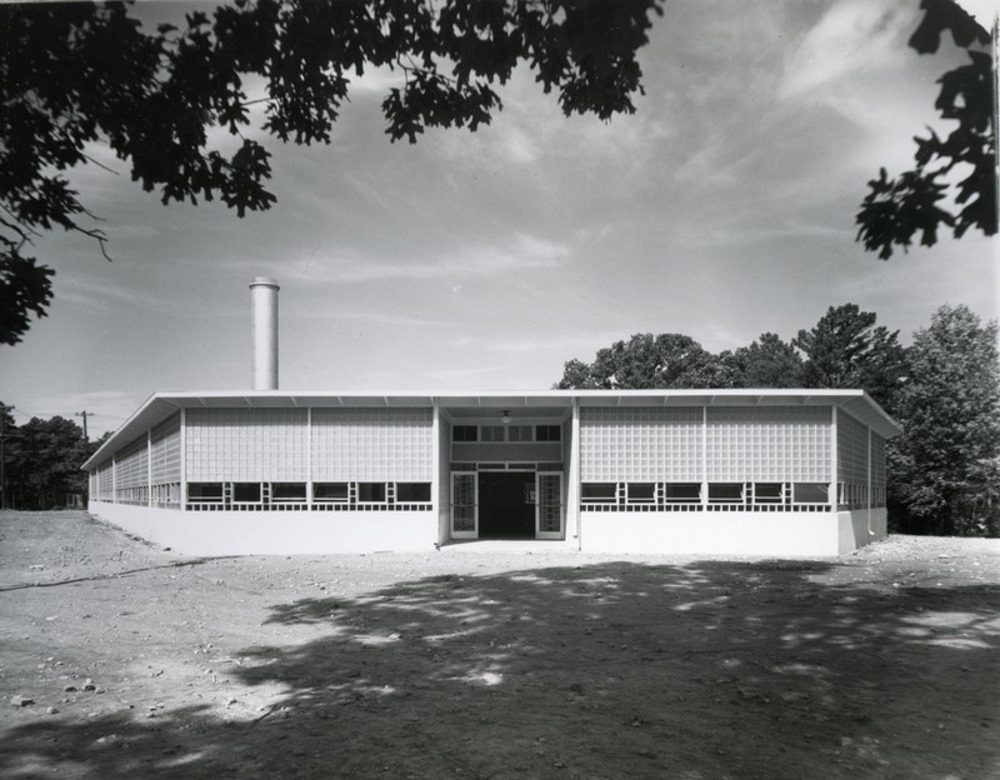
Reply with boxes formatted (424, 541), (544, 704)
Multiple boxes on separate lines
(82, 388), (902, 471)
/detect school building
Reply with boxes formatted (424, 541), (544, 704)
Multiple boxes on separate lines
(81, 280), (900, 557)
(82, 388), (898, 557)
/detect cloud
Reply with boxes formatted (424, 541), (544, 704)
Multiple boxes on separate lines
(282, 232), (571, 284)
(780, 0), (913, 100)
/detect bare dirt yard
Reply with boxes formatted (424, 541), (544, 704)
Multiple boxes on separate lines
(1, 511), (998, 779)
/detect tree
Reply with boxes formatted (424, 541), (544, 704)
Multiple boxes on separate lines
(555, 332), (731, 389)
(855, 0), (996, 259)
(888, 305), (1000, 535)
(793, 304), (907, 413)
(0, 0), (662, 345)
(5, 415), (91, 509)
(721, 332), (805, 388)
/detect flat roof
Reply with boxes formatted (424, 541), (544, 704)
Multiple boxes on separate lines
(82, 388), (902, 470)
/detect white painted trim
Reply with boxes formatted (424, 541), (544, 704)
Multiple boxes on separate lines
(179, 408), (187, 511)
(867, 424), (873, 536)
(306, 407), (313, 509)
(567, 398), (581, 549)
(146, 429), (153, 508)
(701, 406), (709, 509)
(830, 406), (838, 513)
(431, 403), (441, 523)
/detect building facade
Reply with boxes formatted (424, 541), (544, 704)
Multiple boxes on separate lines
(82, 389), (899, 557)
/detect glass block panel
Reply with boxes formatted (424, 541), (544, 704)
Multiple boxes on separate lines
(114, 435), (149, 494)
(312, 408), (433, 481)
(186, 408), (308, 482)
(706, 406), (831, 482)
(837, 411), (868, 484)
(580, 407), (703, 481)
(150, 413), (181, 485)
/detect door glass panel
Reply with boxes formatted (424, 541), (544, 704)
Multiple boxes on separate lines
(537, 473), (563, 535)
(452, 473), (477, 534)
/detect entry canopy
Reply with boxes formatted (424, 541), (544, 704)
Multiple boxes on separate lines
(82, 388), (902, 471)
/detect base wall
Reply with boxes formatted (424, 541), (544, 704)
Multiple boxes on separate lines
(89, 501), (439, 555)
(578, 511), (844, 556)
(90, 502), (889, 557)
(837, 508), (888, 555)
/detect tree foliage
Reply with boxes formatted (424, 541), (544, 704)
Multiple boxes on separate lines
(855, 0), (996, 259)
(720, 333), (805, 389)
(1, 412), (93, 510)
(793, 304), (907, 413)
(554, 332), (728, 389)
(0, 0), (662, 345)
(888, 305), (1000, 535)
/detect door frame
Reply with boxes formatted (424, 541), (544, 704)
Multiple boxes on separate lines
(535, 471), (565, 540)
(450, 471), (478, 539)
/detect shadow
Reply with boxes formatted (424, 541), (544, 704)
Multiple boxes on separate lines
(2, 559), (999, 778)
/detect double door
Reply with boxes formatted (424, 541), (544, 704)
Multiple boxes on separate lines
(451, 471), (563, 540)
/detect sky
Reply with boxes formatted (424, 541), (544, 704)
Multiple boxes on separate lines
(1, 0), (997, 439)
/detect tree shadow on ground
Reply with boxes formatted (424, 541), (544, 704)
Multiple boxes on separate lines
(2, 559), (999, 779)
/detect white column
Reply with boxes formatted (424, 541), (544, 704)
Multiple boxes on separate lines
(147, 429), (153, 508)
(179, 408), (188, 511)
(701, 406), (709, 508)
(567, 399), (581, 549)
(867, 425), (873, 535)
(830, 406), (838, 512)
(306, 407), (313, 509)
(431, 403), (442, 545)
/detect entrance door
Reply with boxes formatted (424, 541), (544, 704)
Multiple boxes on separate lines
(478, 471), (536, 539)
(451, 472), (478, 539)
(536, 472), (564, 539)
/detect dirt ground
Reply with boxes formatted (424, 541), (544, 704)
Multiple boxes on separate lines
(0, 511), (998, 779)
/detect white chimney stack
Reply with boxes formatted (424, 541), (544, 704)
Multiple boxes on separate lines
(250, 277), (279, 390)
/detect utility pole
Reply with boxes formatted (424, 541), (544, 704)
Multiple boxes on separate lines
(76, 411), (91, 443)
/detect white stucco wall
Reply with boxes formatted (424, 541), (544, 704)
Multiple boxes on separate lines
(89, 502), (439, 555)
(836, 508), (888, 555)
(578, 511), (845, 556)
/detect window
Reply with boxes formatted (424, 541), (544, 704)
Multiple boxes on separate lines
(708, 483), (743, 503)
(188, 483), (223, 501)
(480, 425), (506, 442)
(452, 425), (478, 442)
(313, 482), (349, 501)
(581, 483), (617, 502)
(233, 482), (261, 502)
(793, 483), (828, 505)
(272, 483), (306, 501)
(396, 482), (431, 502)
(357, 482), (387, 502)
(664, 483), (701, 503)
(753, 483), (784, 504)
(536, 425), (561, 442)
(626, 483), (657, 503)
(507, 425), (533, 442)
